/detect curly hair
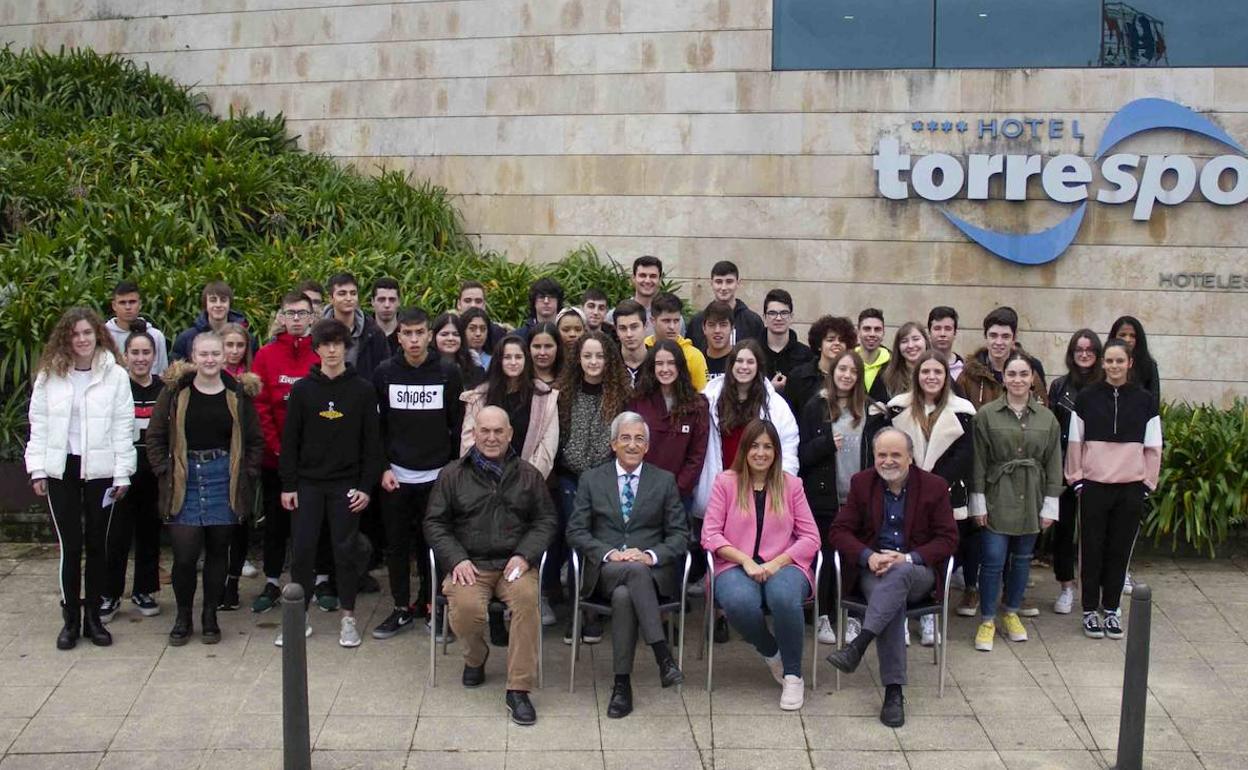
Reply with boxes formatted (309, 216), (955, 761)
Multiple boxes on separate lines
(36, 307), (118, 378)
(718, 339), (769, 433)
(557, 330), (631, 429)
(633, 339), (701, 419)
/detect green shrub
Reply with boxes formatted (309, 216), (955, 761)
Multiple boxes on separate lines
(1144, 400), (1248, 556)
(0, 46), (680, 460)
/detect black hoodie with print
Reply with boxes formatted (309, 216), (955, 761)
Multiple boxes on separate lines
(280, 364), (384, 492)
(372, 352), (464, 472)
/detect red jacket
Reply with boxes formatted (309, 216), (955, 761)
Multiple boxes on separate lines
(626, 390), (710, 500)
(829, 467), (959, 601)
(252, 333), (319, 468)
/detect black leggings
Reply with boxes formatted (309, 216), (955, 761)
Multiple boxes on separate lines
(292, 481), (361, 612)
(226, 519), (250, 579)
(47, 455), (114, 610)
(1052, 487), (1080, 583)
(106, 466), (162, 598)
(169, 524), (232, 612)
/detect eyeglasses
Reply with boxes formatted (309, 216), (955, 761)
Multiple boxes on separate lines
(764, 310), (792, 319)
(1074, 346), (1097, 355)
(280, 309), (313, 318)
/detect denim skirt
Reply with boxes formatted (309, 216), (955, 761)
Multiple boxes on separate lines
(172, 451), (237, 526)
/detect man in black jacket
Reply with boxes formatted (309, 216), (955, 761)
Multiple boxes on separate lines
(324, 272), (390, 381)
(425, 406), (556, 726)
(279, 319), (384, 648)
(371, 307), (464, 640)
(688, 260), (765, 352)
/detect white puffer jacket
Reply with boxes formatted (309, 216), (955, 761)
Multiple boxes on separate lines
(26, 349), (136, 484)
(692, 376), (800, 517)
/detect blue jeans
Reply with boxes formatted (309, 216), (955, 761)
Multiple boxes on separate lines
(978, 530), (1037, 620)
(714, 564), (810, 677)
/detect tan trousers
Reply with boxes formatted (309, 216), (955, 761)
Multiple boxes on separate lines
(443, 568), (539, 692)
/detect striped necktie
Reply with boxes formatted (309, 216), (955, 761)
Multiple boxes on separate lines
(621, 473), (636, 524)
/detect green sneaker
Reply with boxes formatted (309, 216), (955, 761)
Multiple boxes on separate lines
(314, 581), (340, 612)
(251, 582), (281, 613)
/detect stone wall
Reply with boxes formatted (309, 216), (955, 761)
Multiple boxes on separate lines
(5, 0), (1246, 404)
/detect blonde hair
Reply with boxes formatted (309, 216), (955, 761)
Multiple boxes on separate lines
(730, 419), (788, 518)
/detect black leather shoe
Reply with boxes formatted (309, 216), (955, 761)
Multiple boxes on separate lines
(714, 615), (730, 644)
(607, 681), (633, 719)
(463, 647), (489, 688)
(880, 687), (906, 727)
(201, 608), (221, 644)
(82, 606), (113, 647)
(169, 608), (193, 646)
(506, 690), (537, 726)
(658, 657), (684, 688)
(825, 644), (863, 674)
(57, 603), (80, 650)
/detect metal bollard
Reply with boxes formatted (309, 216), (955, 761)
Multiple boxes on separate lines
(281, 583), (312, 770)
(1114, 583), (1151, 770)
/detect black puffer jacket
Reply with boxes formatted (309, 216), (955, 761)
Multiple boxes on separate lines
(424, 452), (557, 571)
(797, 394), (888, 518)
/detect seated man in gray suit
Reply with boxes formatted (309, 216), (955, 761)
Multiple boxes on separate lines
(567, 411), (689, 719)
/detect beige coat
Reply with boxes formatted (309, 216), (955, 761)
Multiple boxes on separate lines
(459, 379), (559, 479)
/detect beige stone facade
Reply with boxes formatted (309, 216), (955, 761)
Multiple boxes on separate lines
(5, 0), (1246, 404)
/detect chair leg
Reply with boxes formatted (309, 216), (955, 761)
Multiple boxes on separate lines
(569, 595), (581, 694)
(932, 614), (939, 665)
(537, 556), (546, 690)
(810, 590), (819, 691)
(441, 608), (450, 656)
(938, 605), (949, 698)
(705, 574), (715, 693)
(835, 608), (845, 692)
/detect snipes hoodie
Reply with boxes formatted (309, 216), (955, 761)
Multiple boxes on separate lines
(372, 352), (464, 473)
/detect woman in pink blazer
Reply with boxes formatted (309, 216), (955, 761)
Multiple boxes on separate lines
(701, 419), (821, 710)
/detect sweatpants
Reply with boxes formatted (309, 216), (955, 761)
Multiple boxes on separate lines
(1079, 481), (1144, 614)
(47, 455), (115, 610)
(261, 467), (333, 581)
(292, 481), (362, 612)
(105, 465), (161, 598)
(381, 481), (433, 609)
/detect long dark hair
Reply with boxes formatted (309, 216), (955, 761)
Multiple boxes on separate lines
(432, 311), (479, 384)
(527, 321), (564, 381)
(556, 330), (632, 428)
(908, 350), (951, 440)
(881, 322), (930, 398)
(1108, 315), (1155, 385)
(484, 335), (535, 408)
(458, 307), (492, 353)
(822, 350), (869, 427)
(719, 339), (769, 433)
(634, 339), (701, 419)
(1063, 329), (1104, 388)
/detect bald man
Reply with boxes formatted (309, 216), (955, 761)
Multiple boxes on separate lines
(424, 406), (557, 726)
(826, 428), (959, 728)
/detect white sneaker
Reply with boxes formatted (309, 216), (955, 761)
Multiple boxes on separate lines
(904, 619), (911, 647)
(763, 652), (785, 685)
(780, 675), (805, 711)
(241, 560), (259, 578)
(540, 597), (556, 627)
(1053, 586), (1076, 615)
(275, 622), (313, 647)
(1123, 572), (1134, 595)
(816, 615), (837, 645)
(920, 615), (938, 647)
(844, 616), (862, 644)
(339, 617), (361, 648)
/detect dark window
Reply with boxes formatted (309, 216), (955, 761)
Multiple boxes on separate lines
(773, 0), (1248, 70)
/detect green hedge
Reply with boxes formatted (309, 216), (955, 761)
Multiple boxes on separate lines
(1144, 400), (1248, 556)
(0, 47), (673, 459)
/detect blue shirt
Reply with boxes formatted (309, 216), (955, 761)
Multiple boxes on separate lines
(878, 485), (907, 553)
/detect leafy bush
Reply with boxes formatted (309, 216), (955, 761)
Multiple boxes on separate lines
(1144, 400), (1248, 556)
(0, 47), (678, 457)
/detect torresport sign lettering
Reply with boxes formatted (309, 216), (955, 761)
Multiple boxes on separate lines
(873, 98), (1248, 265)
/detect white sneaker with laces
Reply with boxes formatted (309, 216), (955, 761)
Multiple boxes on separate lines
(241, 560), (259, 578)
(339, 616), (361, 648)
(904, 619), (911, 647)
(1053, 586), (1076, 615)
(844, 616), (862, 644)
(275, 622), (313, 647)
(540, 597), (556, 627)
(763, 652), (784, 685)
(920, 615), (938, 647)
(1122, 572), (1134, 595)
(950, 566), (965, 590)
(816, 615), (837, 645)
(780, 675), (805, 710)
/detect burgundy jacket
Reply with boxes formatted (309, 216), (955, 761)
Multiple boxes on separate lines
(626, 390), (710, 500)
(828, 467), (959, 601)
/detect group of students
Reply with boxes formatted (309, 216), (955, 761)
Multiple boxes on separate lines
(24, 256), (1162, 716)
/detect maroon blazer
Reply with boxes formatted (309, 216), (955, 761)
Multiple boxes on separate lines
(828, 467), (959, 601)
(627, 390), (710, 499)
